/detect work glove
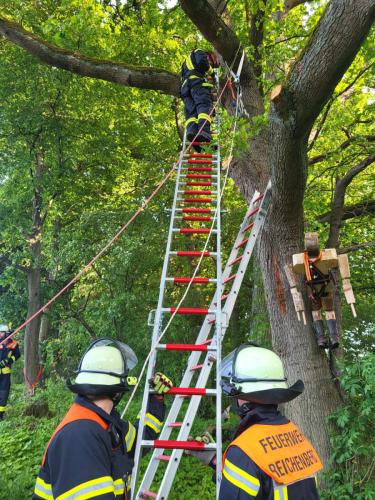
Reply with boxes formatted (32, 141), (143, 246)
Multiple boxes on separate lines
(152, 372), (173, 394)
(186, 431), (216, 465)
(0, 359), (9, 369)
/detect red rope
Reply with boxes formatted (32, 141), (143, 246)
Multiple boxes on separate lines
(23, 365), (43, 391)
(0, 76), (230, 349)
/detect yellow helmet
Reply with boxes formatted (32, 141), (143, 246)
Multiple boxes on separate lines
(220, 344), (304, 404)
(67, 338), (138, 398)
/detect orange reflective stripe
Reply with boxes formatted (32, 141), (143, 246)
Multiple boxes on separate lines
(304, 250), (323, 282)
(223, 422), (322, 485)
(42, 403), (109, 466)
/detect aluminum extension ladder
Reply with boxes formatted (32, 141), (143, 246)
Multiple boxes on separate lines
(131, 119), (272, 499)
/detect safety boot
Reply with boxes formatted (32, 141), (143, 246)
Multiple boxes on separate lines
(313, 320), (327, 349)
(327, 319), (339, 349)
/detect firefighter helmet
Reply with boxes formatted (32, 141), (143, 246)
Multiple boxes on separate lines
(220, 344), (304, 404)
(67, 338), (138, 397)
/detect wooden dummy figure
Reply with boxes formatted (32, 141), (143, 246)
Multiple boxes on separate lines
(284, 233), (357, 349)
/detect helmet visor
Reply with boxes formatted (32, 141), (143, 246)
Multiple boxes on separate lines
(220, 351), (236, 379)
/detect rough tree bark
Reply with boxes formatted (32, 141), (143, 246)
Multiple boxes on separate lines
(0, 0), (374, 467)
(24, 152), (44, 391)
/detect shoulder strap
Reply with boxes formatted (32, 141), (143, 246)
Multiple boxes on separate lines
(42, 403), (109, 466)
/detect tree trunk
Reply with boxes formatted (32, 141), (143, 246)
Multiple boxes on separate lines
(24, 153), (43, 392)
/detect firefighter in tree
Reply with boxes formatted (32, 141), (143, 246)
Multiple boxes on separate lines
(180, 49), (220, 147)
(284, 232), (356, 349)
(33, 338), (173, 500)
(0, 324), (20, 420)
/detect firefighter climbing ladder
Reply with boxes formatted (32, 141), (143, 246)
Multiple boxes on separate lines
(131, 123), (272, 498)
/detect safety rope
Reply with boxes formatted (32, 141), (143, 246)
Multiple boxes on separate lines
(0, 64), (237, 356)
(122, 86), (241, 417)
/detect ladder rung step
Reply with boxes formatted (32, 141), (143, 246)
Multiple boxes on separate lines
(190, 363), (204, 371)
(157, 343), (215, 351)
(187, 167), (213, 172)
(165, 307), (213, 315)
(164, 387), (216, 396)
(181, 207), (212, 213)
(178, 228), (211, 234)
(208, 318), (216, 324)
(242, 222), (254, 233)
(140, 491), (158, 499)
(221, 294), (229, 302)
(236, 237), (249, 249)
(183, 190), (213, 195)
(183, 198), (213, 203)
(170, 277), (214, 284)
(185, 174), (213, 179)
(183, 215), (212, 221)
(186, 182), (212, 187)
(248, 207), (260, 217)
(223, 273), (237, 284)
(174, 251), (213, 257)
(187, 153), (213, 158)
(146, 440), (217, 451)
(168, 422), (183, 427)
(229, 255), (243, 266)
(191, 142), (210, 145)
(156, 454), (170, 461)
(186, 159), (213, 164)
(253, 192), (265, 203)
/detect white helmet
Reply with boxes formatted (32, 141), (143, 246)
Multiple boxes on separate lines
(220, 344), (304, 404)
(0, 324), (9, 332)
(67, 338), (138, 398)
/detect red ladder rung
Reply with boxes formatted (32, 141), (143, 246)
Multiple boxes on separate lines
(223, 274), (237, 284)
(176, 251), (211, 256)
(221, 294), (229, 302)
(173, 276), (210, 283)
(168, 422), (183, 428)
(186, 182), (212, 187)
(236, 237), (249, 249)
(187, 167), (213, 172)
(190, 364), (204, 371)
(253, 192), (265, 203)
(248, 207), (260, 217)
(187, 153), (213, 158)
(191, 142), (210, 145)
(184, 190), (212, 195)
(140, 491), (158, 499)
(242, 222), (254, 233)
(183, 198), (213, 203)
(185, 174), (212, 179)
(167, 387), (207, 396)
(170, 307), (209, 314)
(183, 215), (212, 222)
(164, 343), (209, 351)
(156, 454), (171, 461)
(180, 228), (210, 234)
(153, 440), (209, 451)
(229, 255), (243, 266)
(182, 207), (212, 213)
(187, 159), (213, 164)
(208, 318), (216, 324)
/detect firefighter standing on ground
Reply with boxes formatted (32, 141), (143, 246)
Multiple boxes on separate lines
(33, 338), (173, 500)
(180, 49), (220, 146)
(0, 324), (20, 421)
(190, 344), (323, 499)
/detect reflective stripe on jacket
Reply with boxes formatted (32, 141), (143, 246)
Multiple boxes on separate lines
(0, 338), (20, 374)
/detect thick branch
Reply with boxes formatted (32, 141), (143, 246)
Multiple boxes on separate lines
(338, 242), (375, 253)
(326, 153), (375, 247)
(318, 200), (375, 223)
(284, 0), (313, 12)
(308, 135), (375, 165)
(0, 17), (179, 95)
(281, 0), (375, 135)
(179, 0), (264, 117)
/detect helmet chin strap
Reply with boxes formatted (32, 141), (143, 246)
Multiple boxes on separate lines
(233, 399), (254, 418)
(112, 392), (125, 407)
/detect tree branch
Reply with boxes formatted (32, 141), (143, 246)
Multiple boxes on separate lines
(326, 153), (375, 247)
(0, 16), (179, 95)
(338, 241), (375, 253)
(279, 0), (375, 136)
(308, 135), (375, 165)
(179, 0), (264, 117)
(318, 200), (375, 223)
(284, 0), (313, 12)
